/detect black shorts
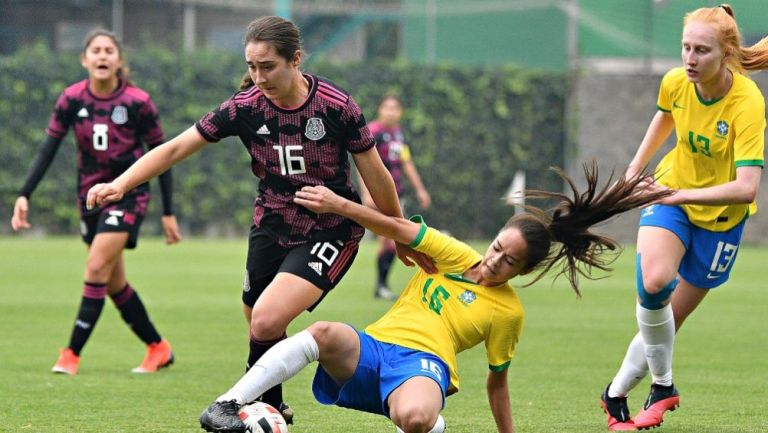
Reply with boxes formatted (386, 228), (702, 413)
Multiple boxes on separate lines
(80, 193), (148, 249)
(242, 225), (360, 311)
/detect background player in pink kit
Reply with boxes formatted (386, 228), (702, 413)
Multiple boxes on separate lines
(10, 29), (181, 375)
(87, 16), (432, 425)
(359, 95), (432, 300)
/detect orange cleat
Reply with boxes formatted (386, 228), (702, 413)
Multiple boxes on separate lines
(51, 348), (80, 375)
(601, 385), (638, 431)
(634, 383), (679, 430)
(132, 339), (174, 373)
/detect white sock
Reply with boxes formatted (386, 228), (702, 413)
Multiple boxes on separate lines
(636, 303), (674, 386)
(216, 330), (320, 405)
(429, 415), (446, 433)
(608, 332), (649, 397)
(396, 415), (445, 433)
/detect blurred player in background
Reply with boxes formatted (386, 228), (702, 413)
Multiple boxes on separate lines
(359, 95), (431, 300)
(10, 29), (181, 375)
(600, 4), (768, 431)
(87, 16), (433, 425)
(199, 163), (672, 433)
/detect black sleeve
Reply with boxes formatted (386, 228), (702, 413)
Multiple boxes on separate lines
(19, 134), (64, 199)
(157, 169), (174, 216)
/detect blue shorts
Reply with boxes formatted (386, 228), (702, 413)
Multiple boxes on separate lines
(638, 204), (746, 289)
(311, 328), (450, 417)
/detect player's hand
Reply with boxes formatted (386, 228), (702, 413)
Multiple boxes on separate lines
(395, 242), (437, 274)
(635, 177), (679, 206)
(86, 182), (125, 210)
(294, 185), (346, 214)
(161, 215), (182, 245)
(11, 196), (32, 231)
(417, 189), (431, 209)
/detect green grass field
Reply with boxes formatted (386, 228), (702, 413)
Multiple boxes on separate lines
(1, 235), (766, 433)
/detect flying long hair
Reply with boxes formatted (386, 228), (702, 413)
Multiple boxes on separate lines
(505, 161), (674, 296)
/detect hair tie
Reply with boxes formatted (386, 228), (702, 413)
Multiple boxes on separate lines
(718, 4), (734, 18)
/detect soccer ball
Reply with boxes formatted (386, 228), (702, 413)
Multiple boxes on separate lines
(238, 402), (289, 433)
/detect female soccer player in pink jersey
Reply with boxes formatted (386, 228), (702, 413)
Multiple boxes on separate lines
(600, 5), (768, 431)
(11, 29), (181, 375)
(198, 163), (671, 433)
(87, 16), (433, 423)
(360, 95), (432, 301)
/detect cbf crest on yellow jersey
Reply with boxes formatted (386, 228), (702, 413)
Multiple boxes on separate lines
(365, 217), (524, 394)
(656, 67), (766, 231)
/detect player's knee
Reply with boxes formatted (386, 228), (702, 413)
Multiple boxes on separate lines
(640, 273), (673, 295)
(84, 256), (113, 281)
(393, 407), (434, 433)
(248, 313), (286, 340)
(637, 267), (678, 310)
(307, 321), (334, 347)
(383, 240), (397, 254)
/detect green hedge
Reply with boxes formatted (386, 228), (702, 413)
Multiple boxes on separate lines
(0, 44), (566, 239)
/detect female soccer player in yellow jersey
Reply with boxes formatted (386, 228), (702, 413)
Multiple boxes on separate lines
(600, 4), (768, 431)
(198, 163), (671, 433)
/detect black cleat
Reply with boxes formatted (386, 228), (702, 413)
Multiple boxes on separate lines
(200, 400), (245, 432)
(601, 384), (638, 431)
(634, 383), (680, 429)
(278, 402), (294, 425)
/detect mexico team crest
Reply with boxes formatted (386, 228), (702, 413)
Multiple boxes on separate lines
(305, 118), (326, 140)
(111, 105), (128, 125)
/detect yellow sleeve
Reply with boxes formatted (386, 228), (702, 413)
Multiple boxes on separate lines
(408, 216), (481, 274)
(485, 304), (524, 371)
(734, 93), (766, 167)
(400, 144), (412, 162)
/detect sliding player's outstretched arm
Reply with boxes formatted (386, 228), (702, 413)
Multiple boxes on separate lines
(295, 185), (421, 246)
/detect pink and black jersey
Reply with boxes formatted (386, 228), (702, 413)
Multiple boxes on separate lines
(368, 120), (406, 194)
(45, 79), (164, 213)
(195, 74), (374, 247)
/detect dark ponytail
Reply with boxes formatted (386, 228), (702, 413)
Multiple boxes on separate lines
(506, 161), (673, 296)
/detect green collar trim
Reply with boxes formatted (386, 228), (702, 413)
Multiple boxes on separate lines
(694, 84), (724, 106)
(445, 272), (481, 285)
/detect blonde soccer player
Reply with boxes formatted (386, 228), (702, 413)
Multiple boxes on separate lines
(600, 4), (768, 431)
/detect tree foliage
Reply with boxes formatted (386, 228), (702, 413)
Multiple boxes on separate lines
(0, 45), (566, 239)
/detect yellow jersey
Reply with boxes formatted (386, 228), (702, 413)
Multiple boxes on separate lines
(655, 67), (765, 231)
(365, 217), (525, 393)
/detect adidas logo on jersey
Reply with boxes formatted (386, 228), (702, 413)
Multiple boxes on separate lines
(257, 124), (270, 135)
(308, 262), (323, 276)
(77, 107), (89, 117)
